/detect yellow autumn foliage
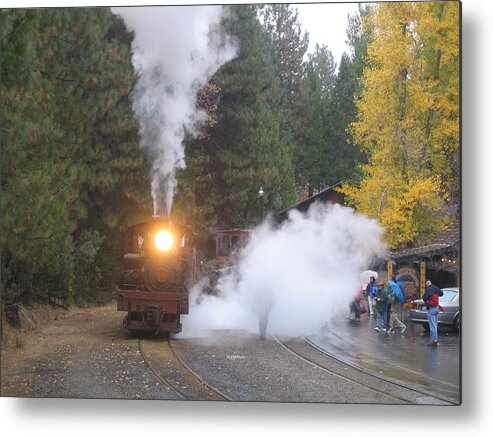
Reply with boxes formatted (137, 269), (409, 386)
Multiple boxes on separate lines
(341, 1), (459, 248)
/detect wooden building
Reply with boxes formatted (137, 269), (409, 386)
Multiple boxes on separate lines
(388, 221), (460, 299)
(275, 182), (346, 223)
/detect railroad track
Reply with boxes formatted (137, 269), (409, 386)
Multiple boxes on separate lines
(139, 333), (456, 404)
(138, 337), (231, 401)
(321, 327), (460, 392)
(272, 335), (457, 405)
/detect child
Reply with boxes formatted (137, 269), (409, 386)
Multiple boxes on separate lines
(366, 276), (378, 316)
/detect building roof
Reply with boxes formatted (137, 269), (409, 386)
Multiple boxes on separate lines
(275, 182), (345, 222)
(390, 221), (460, 263)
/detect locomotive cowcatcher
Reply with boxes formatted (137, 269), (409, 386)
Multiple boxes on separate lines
(116, 218), (196, 334)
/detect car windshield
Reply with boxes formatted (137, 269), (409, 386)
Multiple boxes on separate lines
(440, 289), (458, 302)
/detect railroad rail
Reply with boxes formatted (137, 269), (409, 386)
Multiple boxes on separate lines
(167, 337), (233, 401)
(138, 338), (231, 401)
(315, 327), (460, 400)
(273, 335), (456, 405)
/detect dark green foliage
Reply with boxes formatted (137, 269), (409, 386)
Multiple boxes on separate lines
(293, 5), (372, 194)
(328, 4), (373, 185)
(294, 44), (336, 193)
(325, 52), (366, 186)
(306, 43), (337, 93)
(259, 3), (309, 190)
(1, 7), (150, 306)
(260, 4), (309, 113)
(72, 230), (105, 306)
(174, 4), (297, 243)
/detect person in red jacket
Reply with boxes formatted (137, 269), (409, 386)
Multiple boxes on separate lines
(349, 288), (365, 321)
(423, 280), (444, 346)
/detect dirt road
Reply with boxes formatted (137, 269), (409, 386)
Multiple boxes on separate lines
(1, 302), (185, 399)
(2, 302), (451, 404)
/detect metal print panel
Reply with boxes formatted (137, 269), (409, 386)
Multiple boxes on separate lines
(1, 1), (461, 406)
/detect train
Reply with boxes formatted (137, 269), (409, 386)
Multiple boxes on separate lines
(213, 228), (251, 270)
(116, 218), (197, 335)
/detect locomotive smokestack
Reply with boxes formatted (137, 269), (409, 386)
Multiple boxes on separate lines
(153, 177), (171, 219)
(111, 6), (237, 216)
(153, 207), (169, 220)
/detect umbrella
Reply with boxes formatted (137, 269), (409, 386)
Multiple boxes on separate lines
(360, 270), (378, 284)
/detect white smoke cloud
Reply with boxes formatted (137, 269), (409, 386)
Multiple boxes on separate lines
(179, 203), (388, 338)
(111, 6), (237, 217)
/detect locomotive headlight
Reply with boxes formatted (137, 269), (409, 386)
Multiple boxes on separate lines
(154, 230), (174, 252)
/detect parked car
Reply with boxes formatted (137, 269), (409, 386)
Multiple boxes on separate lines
(409, 287), (460, 332)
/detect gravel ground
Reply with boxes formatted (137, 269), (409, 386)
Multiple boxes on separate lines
(171, 330), (406, 404)
(1, 303), (180, 400)
(2, 304), (444, 404)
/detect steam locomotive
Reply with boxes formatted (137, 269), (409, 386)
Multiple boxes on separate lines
(116, 218), (196, 334)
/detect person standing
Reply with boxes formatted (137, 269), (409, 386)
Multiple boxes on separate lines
(253, 289), (275, 340)
(374, 285), (389, 332)
(422, 280), (443, 347)
(366, 276), (378, 316)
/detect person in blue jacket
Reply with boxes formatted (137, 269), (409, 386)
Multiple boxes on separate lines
(387, 279), (406, 334)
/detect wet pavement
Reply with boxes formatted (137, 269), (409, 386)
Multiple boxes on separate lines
(308, 311), (460, 404)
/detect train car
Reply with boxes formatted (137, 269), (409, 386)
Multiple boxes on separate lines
(214, 229), (251, 269)
(194, 229), (251, 296)
(116, 218), (196, 334)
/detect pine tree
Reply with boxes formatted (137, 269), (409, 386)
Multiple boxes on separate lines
(260, 4), (309, 113)
(1, 8), (78, 303)
(1, 8), (151, 304)
(325, 4), (374, 188)
(174, 5), (297, 240)
(260, 3), (309, 194)
(294, 44), (334, 194)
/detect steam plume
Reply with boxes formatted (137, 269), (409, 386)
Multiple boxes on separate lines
(112, 6), (236, 217)
(180, 203), (388, 338)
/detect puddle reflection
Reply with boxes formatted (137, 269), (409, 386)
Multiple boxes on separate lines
(311, 313), (460, 401)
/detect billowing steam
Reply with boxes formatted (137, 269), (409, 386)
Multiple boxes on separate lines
(180, 203), (388, 338)
(111, 6), (236, 217)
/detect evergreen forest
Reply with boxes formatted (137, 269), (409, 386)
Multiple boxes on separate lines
(1, 3), (459, 306)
